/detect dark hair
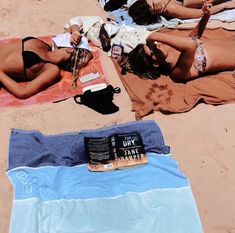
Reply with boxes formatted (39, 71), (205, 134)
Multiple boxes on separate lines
(60, 48), (93, 87)
(128, 44), (161, 80)
(128, 0), (161, 25)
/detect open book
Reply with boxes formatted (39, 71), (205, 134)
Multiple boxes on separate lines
(84, 132), (147, 171)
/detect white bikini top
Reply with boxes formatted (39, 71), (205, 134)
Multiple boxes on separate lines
(52, 32), (92, 51)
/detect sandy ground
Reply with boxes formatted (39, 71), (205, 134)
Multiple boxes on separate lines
(0, 1), (235, 233)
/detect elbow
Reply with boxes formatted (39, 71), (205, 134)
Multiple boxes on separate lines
(170, 71), (192, 83)
(14, 91), (33, 99)
(170, 74), (183, 83)
(170, 69), (191, 82)
(12, 86), (39, 99)
(182, 38), (197, 52)
(170, 74), (188, 83)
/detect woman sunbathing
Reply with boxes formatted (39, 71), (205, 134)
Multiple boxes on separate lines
(127, 1), (235, 82)
(128, 0), (235, 25)
(0, 24), (92, 99)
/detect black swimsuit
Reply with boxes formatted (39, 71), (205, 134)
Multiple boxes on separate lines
(22, 37), (52, 79)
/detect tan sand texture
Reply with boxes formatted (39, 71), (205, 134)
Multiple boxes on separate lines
(0, 1), (235, 233)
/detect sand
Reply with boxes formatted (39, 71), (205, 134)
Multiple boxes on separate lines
(0, 1), (235, 233)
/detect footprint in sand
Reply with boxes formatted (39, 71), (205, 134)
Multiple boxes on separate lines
(0, 8), (12, 17)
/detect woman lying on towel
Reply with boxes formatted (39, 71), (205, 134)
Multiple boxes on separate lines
(127, 1), (235, 82)
(0, 24), (92, 99)
(128, 0), (235, 25)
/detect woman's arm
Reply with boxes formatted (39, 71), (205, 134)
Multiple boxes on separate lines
(164, 0), (233, 19)
(65, 24), (83, 46)
(0, 64), (60, 99)
(169, 42), (195, 81)
(189, 1), (211, 38)
(147, 31), (196, 53)
(65, 24), (81, 34)
(147, 32), (196, 81)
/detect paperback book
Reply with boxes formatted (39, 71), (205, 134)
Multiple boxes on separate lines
(84, 132), (147, 171)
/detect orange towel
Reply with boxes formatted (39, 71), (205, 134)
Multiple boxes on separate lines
(0, 36), (108, 106)
(113, 28), (235, 119)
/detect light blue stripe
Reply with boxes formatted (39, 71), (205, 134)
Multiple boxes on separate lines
(7, 153), (189, 201)
(9, 187), (203, 233)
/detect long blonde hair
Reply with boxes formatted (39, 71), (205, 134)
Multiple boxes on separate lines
(61, 48), (93, 87)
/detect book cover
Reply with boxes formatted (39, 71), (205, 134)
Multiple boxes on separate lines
(85, 132), (147, 171)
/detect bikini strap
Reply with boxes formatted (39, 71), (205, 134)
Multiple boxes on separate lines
(161, 0), (172, 13)
(22, 36), (52, 50)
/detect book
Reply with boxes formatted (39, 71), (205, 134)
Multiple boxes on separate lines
(84, 132), (147, 171)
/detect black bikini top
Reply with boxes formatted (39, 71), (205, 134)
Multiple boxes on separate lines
(22, 37), (52, 79)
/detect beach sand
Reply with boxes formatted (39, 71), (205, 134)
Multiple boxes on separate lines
(0, 1), (235, 233)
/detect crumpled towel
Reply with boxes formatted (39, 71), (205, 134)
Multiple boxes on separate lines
(112, 28), (235, 119)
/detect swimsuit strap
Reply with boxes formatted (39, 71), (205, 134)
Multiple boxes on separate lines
(22, 37), (35, 51)
(161, 0), (172, 13)
(22, 36), (52, 50)
(22, 37), (33, 80)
